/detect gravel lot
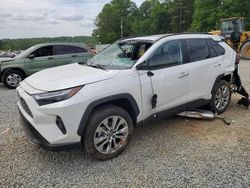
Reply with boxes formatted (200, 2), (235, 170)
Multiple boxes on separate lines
(1, 60), (250, 187)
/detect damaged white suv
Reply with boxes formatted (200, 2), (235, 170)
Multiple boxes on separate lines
(17, 34), (237, 160)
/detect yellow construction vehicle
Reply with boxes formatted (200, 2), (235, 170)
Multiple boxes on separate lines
(210, 17), (250, 60)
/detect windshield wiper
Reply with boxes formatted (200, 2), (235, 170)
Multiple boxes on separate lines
(87, 62), (106, 70)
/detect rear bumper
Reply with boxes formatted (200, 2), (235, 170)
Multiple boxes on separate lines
(19, 109), (81, 151)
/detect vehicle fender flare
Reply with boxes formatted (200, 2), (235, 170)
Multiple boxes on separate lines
(77, 93), (140, 137)
(1, 67), (26, 80)
(211, 74), (226, 95)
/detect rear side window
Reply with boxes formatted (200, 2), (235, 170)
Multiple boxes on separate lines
(207, 39), (225, 56)
(186, 39), (209, 62)
(54, 45), (88, 55)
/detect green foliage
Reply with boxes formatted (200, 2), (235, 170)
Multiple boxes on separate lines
(93, 0), (138, 43)
(0, 36), (96, 51)
(93, 0), (194, 43)
(191, 0), (250, 31)
(170, 0), (193, 32)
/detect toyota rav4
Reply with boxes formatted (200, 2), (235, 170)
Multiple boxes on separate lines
(17, 34), (237, 160)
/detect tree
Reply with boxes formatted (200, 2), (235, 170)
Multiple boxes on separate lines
(191, 0), (250, 32)
(170, 0), (194, 32)
(131, 0), (172, 35)
(93, 0), (138, 43)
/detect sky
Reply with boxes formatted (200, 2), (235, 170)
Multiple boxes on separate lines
(0, 0), (144, 39)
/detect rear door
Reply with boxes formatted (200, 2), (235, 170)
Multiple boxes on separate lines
(185, 38), (224, 107)
(53, 45), (92, 67)
(25, 45), (55, 75)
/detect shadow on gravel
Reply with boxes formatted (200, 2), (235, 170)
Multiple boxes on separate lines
(0, 83), (8, 90)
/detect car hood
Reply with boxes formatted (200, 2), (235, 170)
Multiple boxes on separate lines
(0, 58), (15, 63)
(24, 63), (119, 92)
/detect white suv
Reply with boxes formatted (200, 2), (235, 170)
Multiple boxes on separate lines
(17, 34), (237, 160)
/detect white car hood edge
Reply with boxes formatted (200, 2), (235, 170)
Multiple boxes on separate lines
(22, 63), (119, 93)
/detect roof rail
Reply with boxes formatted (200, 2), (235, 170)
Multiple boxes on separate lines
(156, 32), (212, 41)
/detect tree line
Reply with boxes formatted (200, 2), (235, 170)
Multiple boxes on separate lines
(93, 0), (250, 43)
(0, 36), (96, 51)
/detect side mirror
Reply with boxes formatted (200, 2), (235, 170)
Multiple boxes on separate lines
(27, 54), (35, 59)
(136, 61), (148, 70)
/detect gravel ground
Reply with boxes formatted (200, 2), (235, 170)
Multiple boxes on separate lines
(1, 60), (250, 187)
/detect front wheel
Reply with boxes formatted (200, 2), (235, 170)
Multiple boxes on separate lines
(2, 70), (25, 89)
(83, 105), (134, 160)
(209, 80), (231, 114)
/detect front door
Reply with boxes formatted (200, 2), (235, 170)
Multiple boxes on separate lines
(25, 45), (55, 75)
(138, 40), (190, 119)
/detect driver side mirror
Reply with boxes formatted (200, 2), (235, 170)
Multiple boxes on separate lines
(27, 54), (35, 59)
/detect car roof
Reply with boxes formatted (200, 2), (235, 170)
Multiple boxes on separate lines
(119, 33), (221, 43)
(31, 43), (90, 50)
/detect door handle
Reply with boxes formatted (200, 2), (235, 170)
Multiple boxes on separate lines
(47, 57), (54, 60)
(178, 72), (189, 78)
(213, 63), (222, 68)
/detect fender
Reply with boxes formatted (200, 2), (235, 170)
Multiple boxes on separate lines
(77, 93), (140, 137)
(211, 74), (227, 95)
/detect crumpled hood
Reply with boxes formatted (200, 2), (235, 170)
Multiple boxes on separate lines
(24, 63), (119, 92)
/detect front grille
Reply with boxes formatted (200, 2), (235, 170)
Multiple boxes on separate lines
(20, 98), (33, 118)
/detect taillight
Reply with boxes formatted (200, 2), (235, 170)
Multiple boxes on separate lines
(235, 54), (240, 64)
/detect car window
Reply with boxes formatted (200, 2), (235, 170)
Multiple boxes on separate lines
(207, 39), (225, 56)
(148, 40), (183, 68)
(186, 39), (209, 62)
(31, 46), (53, 57)
(54, 45), (87, 55)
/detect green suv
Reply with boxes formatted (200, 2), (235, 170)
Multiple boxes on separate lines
(0, 43), (93, 89)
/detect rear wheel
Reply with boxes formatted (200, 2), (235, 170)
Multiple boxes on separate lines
(3, 70), (24, 89)
(83, 105), (134, 160)
(240, 41), (250, 60)
(209, 80), (231, 114)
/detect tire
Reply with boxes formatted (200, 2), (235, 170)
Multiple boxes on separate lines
(83, 105), (134, 160)
(209, 80), (231, 114)
(2, 69), (25, 89)
(240, 41), (250, 60)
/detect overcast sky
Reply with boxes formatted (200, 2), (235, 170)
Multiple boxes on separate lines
(0, 0), (144, 39)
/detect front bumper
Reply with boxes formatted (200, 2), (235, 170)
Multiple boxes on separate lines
(16, 83), (88, 150)
(19, 109), (81, 151)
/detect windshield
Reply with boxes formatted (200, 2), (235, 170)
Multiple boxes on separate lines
(88, 41), (152, 70)
(221, 19), (244, 32)
(15, 46), (37, 59)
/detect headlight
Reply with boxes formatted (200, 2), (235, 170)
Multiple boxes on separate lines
(32, 86), (82, 106)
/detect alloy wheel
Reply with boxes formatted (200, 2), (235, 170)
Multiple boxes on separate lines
(214, 85), (230, 111)
(94, 115), (129, 154)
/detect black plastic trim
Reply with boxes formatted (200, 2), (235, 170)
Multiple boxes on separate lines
(137, 99), (210, 126)
(19, 109), (81, 151)
(211, 74), (225, 95)
(77, 93), (140, 136)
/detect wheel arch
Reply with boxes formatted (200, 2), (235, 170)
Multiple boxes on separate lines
(1, 67), (26, 79)
(77, 93), (140, 137)
(211, 74), (231, 95)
